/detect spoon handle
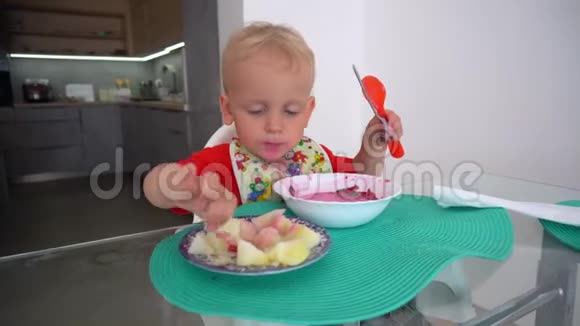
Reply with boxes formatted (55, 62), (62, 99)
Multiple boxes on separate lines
(353, 65), (405, 159)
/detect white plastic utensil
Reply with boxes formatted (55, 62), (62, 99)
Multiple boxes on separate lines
(433, 185), (580, 226)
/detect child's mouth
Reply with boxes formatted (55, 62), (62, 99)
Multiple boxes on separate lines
(262, 142), (285, 159)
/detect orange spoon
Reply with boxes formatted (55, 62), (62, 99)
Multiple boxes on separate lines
(352, 65), (405, 158)
(362, 75), (404, 158)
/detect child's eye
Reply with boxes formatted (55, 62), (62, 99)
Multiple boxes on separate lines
(284, 104), (301, 116)
(247, 106), (266, 115)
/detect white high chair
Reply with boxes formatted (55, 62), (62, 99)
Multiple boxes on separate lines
(204, 123), (238, 148)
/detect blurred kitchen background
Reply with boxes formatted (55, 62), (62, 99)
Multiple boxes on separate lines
(0, 0), (224, 256)
(1, 2), (577, 325)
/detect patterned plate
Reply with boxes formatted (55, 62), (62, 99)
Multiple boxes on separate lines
(178, 216), (332, 276)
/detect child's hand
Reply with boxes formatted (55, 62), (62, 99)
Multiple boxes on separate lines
(354, 109), (403, 175)
(384, 108), (403, 141)
(158, 163), (237, 231)
(368, 109), (403, 142)
(362, 109), (403, 155)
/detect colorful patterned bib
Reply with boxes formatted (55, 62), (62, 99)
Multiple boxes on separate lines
(230, 136), (333, 204)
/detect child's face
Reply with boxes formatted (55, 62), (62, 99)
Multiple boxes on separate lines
(220, 49), (315, 162)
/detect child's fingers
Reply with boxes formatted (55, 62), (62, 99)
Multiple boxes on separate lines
(183, 163), (198, 182)
(182, 165), (202, 197)
(362, 122), (389, 158)
(205, 221), (220, 232)
(204, 198), (235, 231)
(200, 172), (222, 201)
(386, 126), (398, 141)
(368, 116), (397, 141)
(222, 187), (236, 202)
(367, 116), (383, 128)
(158, 163), (194, 201)
(182, 171), (236, 231)
(182, 162), (197, 174)
(173, 192), (205, 213)
(384, 109), (403, 139)
(174, 163), (198, 190)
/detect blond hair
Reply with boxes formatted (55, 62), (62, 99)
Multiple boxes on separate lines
(221, 21), (315, 92)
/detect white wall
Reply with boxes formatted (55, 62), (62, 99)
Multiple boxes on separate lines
(226, 0), (580, 190)
(365, 2), (579, 325)
(366, 0), (580, 190)
(217, 0), (244, 88)
(243, 0), (366, 157)
(219, 2), (580, 325)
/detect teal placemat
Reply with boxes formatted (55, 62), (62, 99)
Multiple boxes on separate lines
(540, 201), (580, 250)
(149, 195), (513, 325)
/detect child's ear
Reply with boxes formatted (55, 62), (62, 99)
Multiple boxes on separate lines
(304, 96), (316, 127)
(219, 95), (234, 125)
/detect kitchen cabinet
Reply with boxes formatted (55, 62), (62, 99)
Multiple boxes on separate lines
(121, 105), (190, 172)
(4, 0), (182, 56)
(9, 108), (82, 152)
(147, 0), (182, 53)
(0, 1), (9, 52)
(0, 109), (13, 150)
(0, 108), (11, 202)
(121, 105), (154, 171)
(0, 151), (7, 203)
(4, 106), (118, 179)
(6, 146), (83, 176)
(129, 0), (182, 56)
(128, 0), (149, 57)
(9, 121), (81, 148)
(4, 107), (83, 178)
(3, 104), (190, 182)
(4, 3), (129, 56)
(12, 108), (79, 122)
(153, 109), (190, 163)
(81, 106), (123, 173)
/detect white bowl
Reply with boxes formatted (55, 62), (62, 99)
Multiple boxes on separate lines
(273, 173), (402, 228)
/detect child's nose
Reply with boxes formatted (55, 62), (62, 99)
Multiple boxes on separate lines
(265, 114), (283, 133)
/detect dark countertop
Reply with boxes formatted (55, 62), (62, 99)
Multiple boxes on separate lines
(12, 102), (113, 108)
(11, 101), (188, 112)
(118, 101), (188, 111)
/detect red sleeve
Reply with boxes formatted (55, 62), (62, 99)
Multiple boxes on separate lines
(320, 144), (357, 173)
(169, 144), (242, 215)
